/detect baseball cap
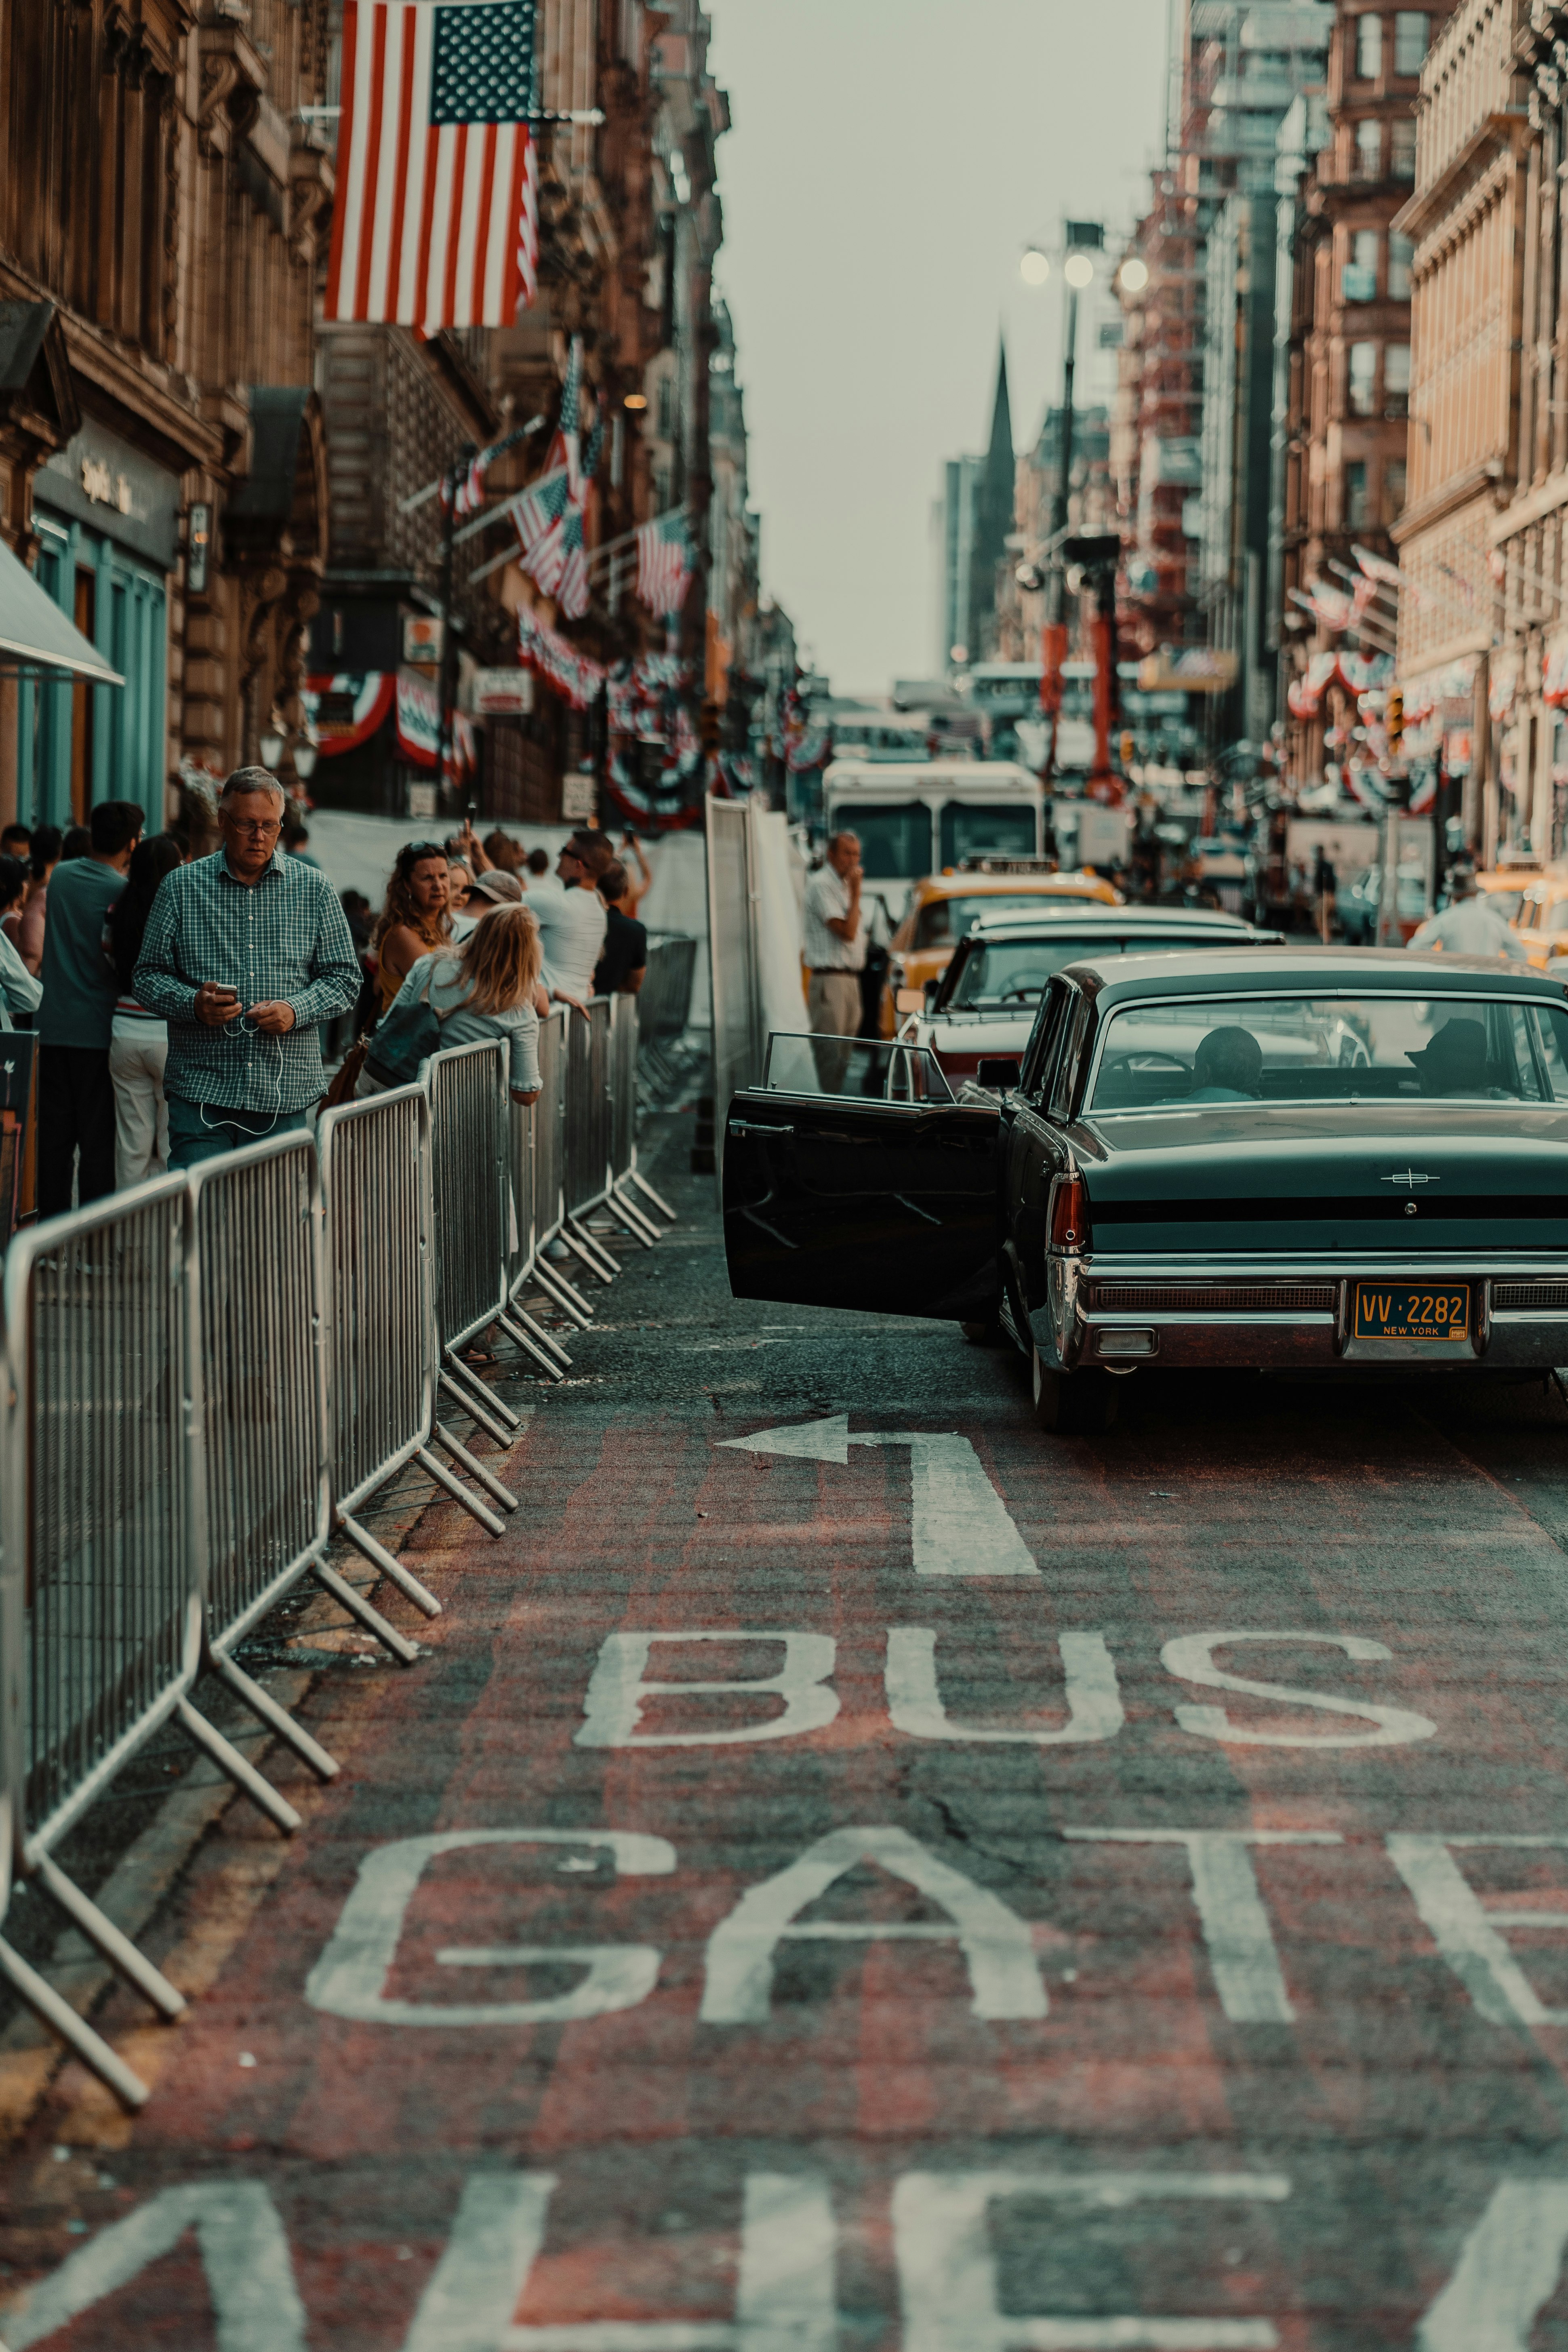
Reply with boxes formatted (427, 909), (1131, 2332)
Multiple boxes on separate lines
(469, 870), (524, 905)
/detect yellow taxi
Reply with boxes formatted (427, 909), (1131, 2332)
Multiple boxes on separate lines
(1508, 873), (1568, 969)
(879, 863), (1122, 1034)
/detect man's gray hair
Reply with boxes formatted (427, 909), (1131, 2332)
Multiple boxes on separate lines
(221, 766), (286, 809)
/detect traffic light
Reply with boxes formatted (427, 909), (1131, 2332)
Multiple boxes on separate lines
(1387, 687), (1404, 758)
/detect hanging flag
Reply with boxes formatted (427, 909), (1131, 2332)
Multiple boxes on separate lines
(325, 0), (539, 335)
(533, 404), (604, 617)
(509, 339), (584, 575)
(635, 511), (692, 616)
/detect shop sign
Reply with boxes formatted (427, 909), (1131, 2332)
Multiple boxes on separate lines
(473, 666), (534, 716)
(562, 772), (597, 821)
(36, 420), (180, 569)
(403, 615), (444, 665)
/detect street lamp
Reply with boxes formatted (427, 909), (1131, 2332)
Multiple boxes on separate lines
(1019, 248), (1051, 287)
(259, 728), (285, 770)
(1064, 251), (1095, 290)
(1120, 257), (1149, 293)
(293, 739), (319, 783)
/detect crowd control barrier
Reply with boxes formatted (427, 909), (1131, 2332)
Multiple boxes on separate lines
(0, 986), (678, 2108)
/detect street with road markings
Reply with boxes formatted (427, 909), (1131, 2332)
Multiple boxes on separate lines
(5, 1121), (1568, 2347)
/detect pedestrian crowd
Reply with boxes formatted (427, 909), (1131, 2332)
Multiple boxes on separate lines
(1, 770), (651, 1224)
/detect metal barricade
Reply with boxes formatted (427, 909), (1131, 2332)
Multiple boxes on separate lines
(639, 935), (698, 1043)
(422, 1039), (528, 1451)
(611, 996), (637, 1184)
(501, 1040), (572, 1383)
(0, 1179), (197, 2106)
(515, 1006), (596, 1329)
(589, 997), (613, 1207)
(317, 1084), (484, 1615)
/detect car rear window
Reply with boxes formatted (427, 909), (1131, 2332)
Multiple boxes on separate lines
(1088, 993), (1568, 1111)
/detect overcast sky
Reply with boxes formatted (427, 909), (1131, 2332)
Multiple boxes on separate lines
(704, 1), (1170, 696)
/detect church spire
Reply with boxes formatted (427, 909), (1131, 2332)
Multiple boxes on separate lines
(986, 335), (1013, 474)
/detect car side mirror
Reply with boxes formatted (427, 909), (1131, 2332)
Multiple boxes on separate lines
(977, 1056), (1021, 1092)
(895, 988), (925, 1014)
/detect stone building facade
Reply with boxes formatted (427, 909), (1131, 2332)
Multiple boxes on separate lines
(0, 0), (335, 831)
(1393, 0), (1532, 859)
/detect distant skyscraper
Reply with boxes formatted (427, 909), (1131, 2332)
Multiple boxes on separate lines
(937, 341), (1015, 672)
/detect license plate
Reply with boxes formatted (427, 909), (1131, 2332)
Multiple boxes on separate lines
(1353, 1282), (1470, 1341)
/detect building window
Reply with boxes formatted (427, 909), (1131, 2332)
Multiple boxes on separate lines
(1345, 461), (1370, 529)
(1385, 342), (1411, 414)
(1355, 13), (1383, 76)
(1355, 119), (1384, 178)
(1349, 340), (1379, 414)
(1384, 458), (1407, 520)
(1391, 118), (1416, 178)
(1343, 228), (1380, 302)
(1389, 231), (1415, 300)
(1393, 11), (1430, 72)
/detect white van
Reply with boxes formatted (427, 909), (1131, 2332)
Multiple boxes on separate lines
(822, 760), (1047, 915)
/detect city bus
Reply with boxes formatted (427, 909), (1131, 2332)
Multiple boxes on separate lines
(821, 759), (1047, 918)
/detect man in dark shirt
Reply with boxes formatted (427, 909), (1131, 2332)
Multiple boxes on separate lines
(593, 861), (648, 996)
(37, 798), (143, 1214)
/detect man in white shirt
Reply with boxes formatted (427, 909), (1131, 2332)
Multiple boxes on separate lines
(802, 832), (865, 1090)
(1406, 865), (1531, 959)
(532, 832), (608, 998)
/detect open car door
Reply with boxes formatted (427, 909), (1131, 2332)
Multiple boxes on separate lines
(723, 1033), (1001, 1319)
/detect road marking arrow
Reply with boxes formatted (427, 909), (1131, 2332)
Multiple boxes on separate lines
(720, 1415), (1037, 1578)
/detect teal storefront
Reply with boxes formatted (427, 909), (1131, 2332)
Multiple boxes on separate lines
(20, 421), (176, 830)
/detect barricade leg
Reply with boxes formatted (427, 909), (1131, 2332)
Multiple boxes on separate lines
(0, 1935), (150, 2110)
(177, 1697), (304, 1834)
(208, 1654), (341, 1781)
(605, 1186), (661, 1247)
(413, 1444), (507, 1537)
(563, 1219), (619, 1281)
(494, 1306), (568, 1381)
(433, 1419), (520, 1512)
(440, 1358), (522, 1446)
(631, 1168), (679, 1221)
(337, 1511), (443, 1616)
(506, 1302), (572, 1368)
(530, 1258), (595, 1322)
(32, 1851), (186, 2020)
(309, 1560), (423, 1664)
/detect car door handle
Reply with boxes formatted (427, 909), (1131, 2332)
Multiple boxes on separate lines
(729, 1119), (793, 1138)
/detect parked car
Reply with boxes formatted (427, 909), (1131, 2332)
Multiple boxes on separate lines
(879, 864), (1120, 1034)
(894, 905), (1280, 1090)
(723, 947), (1568, 1434)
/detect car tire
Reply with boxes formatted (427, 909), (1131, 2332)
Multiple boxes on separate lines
(1031, 1345), (1118, 1435)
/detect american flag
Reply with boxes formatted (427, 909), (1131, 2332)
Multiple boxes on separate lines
(510, 339), (582, 562)
(325, 0), (539, 334)
(636, 512), (692, 617)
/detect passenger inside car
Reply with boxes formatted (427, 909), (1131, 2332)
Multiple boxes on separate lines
(1188, 1027), (1263, 1101)
(1406, 1017), (1496, 1097)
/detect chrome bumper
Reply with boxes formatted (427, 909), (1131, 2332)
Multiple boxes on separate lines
(1030, 1252), (1568, 1373)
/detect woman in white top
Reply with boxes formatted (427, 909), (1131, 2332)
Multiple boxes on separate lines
(360, 899), (543, 1103)
(105, 834), (184, 1185)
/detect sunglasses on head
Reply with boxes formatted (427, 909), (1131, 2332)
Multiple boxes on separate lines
(404, 842), (448, 863)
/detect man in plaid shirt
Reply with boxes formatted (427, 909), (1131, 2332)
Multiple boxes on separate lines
(134, 768), (359, 1169)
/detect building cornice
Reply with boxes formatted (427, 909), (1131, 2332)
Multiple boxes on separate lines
(1491, 462), (1568, 540)
(1391, 460), (1505, 541)
(1391, 109), (1534, 243)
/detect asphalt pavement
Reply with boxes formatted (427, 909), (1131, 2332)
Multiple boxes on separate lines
(4, 1108), (1568, 2347)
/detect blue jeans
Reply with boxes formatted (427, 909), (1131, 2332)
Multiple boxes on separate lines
(166, 1094), (311, 1171)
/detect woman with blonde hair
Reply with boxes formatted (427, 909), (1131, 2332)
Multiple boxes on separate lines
(360, 899), (542, 1104)
(373, 840), (453, 1011)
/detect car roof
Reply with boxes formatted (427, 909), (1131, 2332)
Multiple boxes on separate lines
(1061, 945), (1568, 1005)
(910, 871), (1118, 906)
(962, 905), (1255, 937)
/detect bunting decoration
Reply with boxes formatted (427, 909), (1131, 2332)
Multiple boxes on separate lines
(517, 606), (604, 710)
(302, 672), (396, 754)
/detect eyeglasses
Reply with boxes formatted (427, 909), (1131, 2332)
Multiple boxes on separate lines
(226, 819), (282, 839)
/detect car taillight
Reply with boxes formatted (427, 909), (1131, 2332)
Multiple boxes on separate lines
(1050, 1172), (1088, 1251)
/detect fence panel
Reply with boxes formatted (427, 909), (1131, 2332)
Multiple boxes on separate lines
(0, 1179), (194, 1861)
(639, 936), (697, 1042)
(610, 996), (638, 1182)
(188, 1133), (329, 1655)
(564, 1007), (597, 1219)
(533, 1006), (566, 1246)
(706, 797), (763, 1180)
(318, 1086), (433, 1519)
(588, 998), (612, 1208)
(423, 1039), (509, 1352)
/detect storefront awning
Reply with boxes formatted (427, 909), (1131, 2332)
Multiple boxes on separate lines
(0, 532), (123, 685)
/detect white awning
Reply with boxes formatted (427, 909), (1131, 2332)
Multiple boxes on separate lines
(0, 533), (123, 685)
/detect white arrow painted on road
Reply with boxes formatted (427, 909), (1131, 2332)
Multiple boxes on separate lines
(720, 1413), (1037, 1578)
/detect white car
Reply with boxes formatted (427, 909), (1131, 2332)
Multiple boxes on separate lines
(896, 906), (1282, 1090)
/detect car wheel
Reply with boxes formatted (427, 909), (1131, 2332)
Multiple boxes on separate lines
(1031, 1345), (1118, 1435)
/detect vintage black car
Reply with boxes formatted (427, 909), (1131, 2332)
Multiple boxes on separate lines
(723, 947), (1568, 1432)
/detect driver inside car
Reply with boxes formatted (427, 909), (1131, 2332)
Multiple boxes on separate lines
(1407, 1016), (1495, 1097)
(1189, 1025), (1264, 1101)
